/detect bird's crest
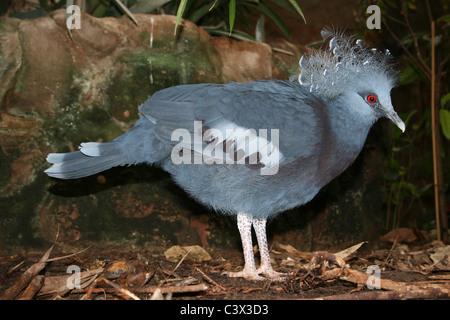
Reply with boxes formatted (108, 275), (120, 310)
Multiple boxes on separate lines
(298, 27), (398, 98)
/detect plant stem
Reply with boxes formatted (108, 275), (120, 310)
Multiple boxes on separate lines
(430, 21), (448, 242)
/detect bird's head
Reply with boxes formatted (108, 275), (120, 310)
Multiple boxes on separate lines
(336, 68), (406, 132)
(298, 28), (405, 132)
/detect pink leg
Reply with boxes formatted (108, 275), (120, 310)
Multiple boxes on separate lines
(223, 213), (287, 281)
(223, 213), (265, 281)
(253, 217), (287, 281)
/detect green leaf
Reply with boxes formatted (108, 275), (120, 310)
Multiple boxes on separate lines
(229, 0), (236, 35)
(288, 0), (306, 23)
(398, 61), (428, 84)
(398, 64), (418, 85)
(174, 0), (188, 35)
(113, 0), (138, 25)
(439, 109), (450, 140)
(268, 0), (296, 14)
(245, 1), (291, 39)
(255, 14), (265, 42)
(268, 0), (306, 23)
(187, 2), (213, 24)
(205, 28), (256, 42)
(130, 0), (173, 14)
(437, 14), (450, 24)
(39, 0), (49, 11)
(49, 0), (67, 11)
(441, 93), (450, 108)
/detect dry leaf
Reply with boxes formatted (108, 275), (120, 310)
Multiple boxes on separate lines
(278, 244), (301, 255)
(334, 241), (367, 260)
(430, 245), (450, 265)
(0, 245), (53, 300)
(381, 228), (417, 243)
(164, 245), (212, 263)
(37, 267), (103, 297)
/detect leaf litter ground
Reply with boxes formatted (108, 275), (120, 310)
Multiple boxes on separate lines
(0, 239), (449, 300)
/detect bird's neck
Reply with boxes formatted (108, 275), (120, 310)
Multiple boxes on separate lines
(328, 95), (376, 152)
(321, 96), (376, 178)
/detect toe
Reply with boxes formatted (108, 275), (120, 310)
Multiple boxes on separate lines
(222, 270), (266, 281)
(256, 267), (289, 281)
(262, 271), (288, 281)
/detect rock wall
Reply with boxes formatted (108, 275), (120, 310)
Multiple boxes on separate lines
(0, 10), (277, 251)
(0, 9), (388, 253)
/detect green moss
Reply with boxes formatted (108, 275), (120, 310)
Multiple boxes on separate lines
(0, 145), (13, 193)
(107, 50), (187, 123)
(0, 18), (16, 58)
(0, 28), (228, 250)
(138, 30), (150, 43)
(43, 44), (223, 152)
(0, 175), (48, 249)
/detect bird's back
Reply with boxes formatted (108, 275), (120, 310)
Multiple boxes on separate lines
(137, 80), (364, 218)
(141, 80), (323, 162)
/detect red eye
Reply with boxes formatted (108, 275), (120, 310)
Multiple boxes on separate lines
(367, 95), (377, 103)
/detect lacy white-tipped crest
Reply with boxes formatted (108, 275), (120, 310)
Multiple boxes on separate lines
(298, 28), (397, 98)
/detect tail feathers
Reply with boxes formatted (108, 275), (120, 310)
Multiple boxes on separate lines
(46, 151), (86, 164)
(79, 142), (118, 157)
(45, 116), (167, 179)
(45, 142), (128, 179)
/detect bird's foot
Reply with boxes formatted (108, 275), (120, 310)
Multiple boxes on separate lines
(223, 267), (288, 281)
(256, 266), (289, 282)
(222, 269), (266, 281)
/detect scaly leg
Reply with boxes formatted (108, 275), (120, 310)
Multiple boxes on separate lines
(253, 217), (288, 281)
(223, 213), (265, 281)
(223, 213), (287, 281)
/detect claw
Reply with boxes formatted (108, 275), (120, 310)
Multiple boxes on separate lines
(222, 270), (266, 281)
(223, 213), (288, 282)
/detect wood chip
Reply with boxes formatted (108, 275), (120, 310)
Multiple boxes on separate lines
(0, 245), (53, 300)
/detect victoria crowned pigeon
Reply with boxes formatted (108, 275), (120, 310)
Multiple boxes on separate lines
(45, 29), (405, 281)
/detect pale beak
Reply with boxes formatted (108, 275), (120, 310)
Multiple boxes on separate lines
(386, 111), (405, 133)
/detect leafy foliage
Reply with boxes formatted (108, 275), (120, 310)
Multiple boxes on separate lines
(358, 0), (449, 234)
(170, 0), (305, 39)
(2, 1), (305, 41)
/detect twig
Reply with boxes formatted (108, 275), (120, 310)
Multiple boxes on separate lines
(209, 0), (220, 11)
(272, 47), (295, 56)
(37, 267), (104, 298)
(384, 14), (408, 27)
(72, 283), (208, 295)
(438, 54), (450, 72)
(429, 20), (447, 243)
(382, 18), (430, 81)
(0, 245), (54, 300)
(401, 0), (430, 74)
(316, 289), (446, 300)
(81, 283), (96, 300)
(424, 0), (433, 24)
(322, 266), (450, 299)
(47, 246), (91, 262)
(172, 248), (191, 274)
(384, 235), (399, 264)
(113, 0), (138, 26)
(430, 20), (440, 242)
(195, 267), (226, 291)
(7, 261), (24, 274)
(428, 274), (450, 280)
(17, 275), (45, 300)
(99, 278), (140, 300)
(291, 248), (450, 299)
(128, 283), (209, 294)
(159, 248), (192, 285)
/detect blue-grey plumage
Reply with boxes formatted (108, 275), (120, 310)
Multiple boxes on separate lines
(45, 29), (405, 281)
